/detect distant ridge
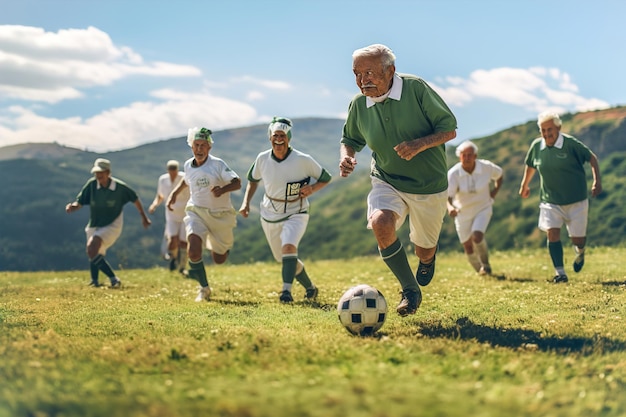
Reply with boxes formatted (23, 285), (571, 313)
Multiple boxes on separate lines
(0, 142), (85, 161)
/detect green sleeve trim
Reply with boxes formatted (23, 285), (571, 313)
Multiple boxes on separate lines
(318, 168), (332, 183)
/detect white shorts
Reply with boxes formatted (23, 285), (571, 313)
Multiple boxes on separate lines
(538, 199), (588, 237)
(165, 217), (186, 242)
(261, 214), (309, 263)
(85, 214), (123, 256)
(184, 205), (237, 255)
(454, 205), (493, 243)
(367, 177), (447, 249)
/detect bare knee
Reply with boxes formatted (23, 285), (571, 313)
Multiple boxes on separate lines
(370, 209), (398, 248)
(472, 231), (484, 244)
(187, 234), (203, 261)
(212, 251), (229, 264)
(86, 236), (103, 259)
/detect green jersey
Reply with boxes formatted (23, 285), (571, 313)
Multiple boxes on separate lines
(76, 177), (138, 227)
(341, 73), (457, 194)
(524, 133), (592, 205)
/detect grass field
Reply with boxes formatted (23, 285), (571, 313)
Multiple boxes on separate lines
(1, 247), (625, 417)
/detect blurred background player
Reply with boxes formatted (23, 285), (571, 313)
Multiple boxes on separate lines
(519, 111), (602, 283)
(66, 158), (151, 288)
(447, 141), (503, 275)
(149, 159), (189, 275)
(168, 128), (241, 301)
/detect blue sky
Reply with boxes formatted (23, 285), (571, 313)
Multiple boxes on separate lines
(1, 0), (624, 152)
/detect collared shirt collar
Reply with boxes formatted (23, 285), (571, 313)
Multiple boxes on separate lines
(96, 177), (117, 190)
(366, 73), (403, 108)
(459, 161), (483, 177)
(540, 133), (564, 150)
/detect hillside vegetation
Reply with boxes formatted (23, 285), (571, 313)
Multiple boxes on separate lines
(1, 109), (625, 272)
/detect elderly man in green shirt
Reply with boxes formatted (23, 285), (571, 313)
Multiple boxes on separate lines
(66, 158), (151, 288)
(339, 43), (457, 317)
(519, 111), (602, 284)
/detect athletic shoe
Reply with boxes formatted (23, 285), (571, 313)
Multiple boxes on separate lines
(479, 265), (492, 275)
(549, 274), (569, 284)
(396, 288), (422, 317)
(195, 286), (211, 302)
(279, 290), (293, 303)
(573, 253), (585, 273)
(305, 286), (318, 300)
(87, 281), (101, 287)
(110, 278), (122, 289)
(416, 255), (436, 286)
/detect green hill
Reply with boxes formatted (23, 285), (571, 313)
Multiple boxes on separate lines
(1, 110), (625, 272)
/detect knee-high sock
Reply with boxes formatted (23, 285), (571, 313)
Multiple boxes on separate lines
(282, 255), (298, 285)
(548, 240), (564, 274)
(466, 252), (482, 272)
(188, 259), (209, 287)
(474, 240), (490, 266)
(380, 239), (418, 291)
(90, 262), (99, 282)
(91, 254), (115, 280)
(294, 259), (313, 289)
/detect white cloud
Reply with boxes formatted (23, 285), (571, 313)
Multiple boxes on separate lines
(434, 67), (608, 113)
(246, 90), (265, 101)
(0, 25), (201, 103)
(2, 91), (259, 152)
(229, 75), (291, 90)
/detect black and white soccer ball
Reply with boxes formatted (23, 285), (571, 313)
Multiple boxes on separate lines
(337, 284), (388, 336)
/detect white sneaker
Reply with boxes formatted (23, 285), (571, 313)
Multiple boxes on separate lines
(194, 286), (212, 302)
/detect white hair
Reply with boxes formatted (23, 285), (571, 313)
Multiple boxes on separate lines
(455, 141), (478, 157)
(537, 111), (562, 127)
(352, 44), (396, 71)
(187, 127), (213, 147)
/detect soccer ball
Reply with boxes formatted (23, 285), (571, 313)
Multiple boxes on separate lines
(337, 284), (388, 336)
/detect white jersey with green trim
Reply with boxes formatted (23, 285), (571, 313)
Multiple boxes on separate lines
(183, 155), (239, 210)
(250, 148), (323, 222)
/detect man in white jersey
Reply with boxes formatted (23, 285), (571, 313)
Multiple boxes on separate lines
(167, 127), (241, 302)
(239, 117), (332, 303)
(149, 160), (190, 274)
(447, 141), (503, 275)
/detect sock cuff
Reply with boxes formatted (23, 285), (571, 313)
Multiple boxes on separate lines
(380, 239), (402, 259)
(90, 254), (104, 264)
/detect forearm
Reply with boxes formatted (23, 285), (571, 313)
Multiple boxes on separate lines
(242, 181), (259, 206)
(520, 166), (535, 188)
(590, 154), (601, 184)
(134, 200), (149, 219)
(416, 130), (457, 149)
(340, 143), (356, 160)
(220, 178), (242, 194)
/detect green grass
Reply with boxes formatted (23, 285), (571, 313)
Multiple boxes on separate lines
(1, 247), (625, 417)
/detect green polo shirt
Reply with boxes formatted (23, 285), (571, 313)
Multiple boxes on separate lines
(76, 177), (138, 227)
(524, 133), (592, 205)
(341, 73), (457, 194)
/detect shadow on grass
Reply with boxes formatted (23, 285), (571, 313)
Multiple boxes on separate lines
(417, 316), (626, 355)
(498, 274), (535, 283)
(213, 299), (261, 307)
(602, 281), (626, 287)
